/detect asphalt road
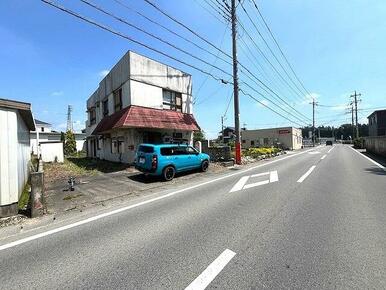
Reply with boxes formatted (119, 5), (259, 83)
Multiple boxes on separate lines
(1, 145), (385, 289)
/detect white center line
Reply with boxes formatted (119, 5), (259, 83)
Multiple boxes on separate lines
(327, 147), (334, 153)
(297, 165), (316, 183)
(321, 154), (327, 160)
(185, 249), (236, 290)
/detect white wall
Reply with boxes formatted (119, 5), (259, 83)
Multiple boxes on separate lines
(30, 133), (86, 154)
(0, 108), (31, 207)
(40, 142), (64, 163)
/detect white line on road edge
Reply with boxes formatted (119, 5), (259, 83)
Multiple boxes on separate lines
(185, 249), (236, 290)
(321, 154), (327, 160)
(297, 166), (316, 183)
(327, 147), (334, 153)
(348, 146), (385, 170)
(0, 147), (318, 252)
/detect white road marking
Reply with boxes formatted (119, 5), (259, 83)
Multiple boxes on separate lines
(251, 172), (270, 178)
(269, 170), (279, 182)
(297, 166), (316, 183)
(244, 180), (270, 189)
(0, 147), (318, 252)
(348, 146), (385, 170)
(308, 151), (320, 155)
(321, 154), (327, 160)
(185, 249), (236, 290)
(327, 147), (334, 153)
(229, 176), (250, 193)
(230, 171), (279, 192)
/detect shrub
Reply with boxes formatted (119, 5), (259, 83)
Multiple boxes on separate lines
(243, 147), (282, 158)
(353, 137), (365, 149)
(64, 130), (77, 156)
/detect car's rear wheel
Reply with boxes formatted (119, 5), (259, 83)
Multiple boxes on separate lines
(163, 166), (176, 181)
(201, 160), (209, 172)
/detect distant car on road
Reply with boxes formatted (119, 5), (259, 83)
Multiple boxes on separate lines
(135, 144), (210, 181)
(326, 140), (333, 146)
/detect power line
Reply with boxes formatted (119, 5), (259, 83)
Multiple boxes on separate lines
(142, 0), (233, 61)
(250, 0), (312, 97)
(192, 0), (228, 24)
(113, 0), (232, 66)
(80, 0), (232, 78)
(239, 0), (307, 97)
(41, 0), (229, 84)
(140, 0), (311, 122)
(237, 20), (305, 103)
(239, 88), (305, 127)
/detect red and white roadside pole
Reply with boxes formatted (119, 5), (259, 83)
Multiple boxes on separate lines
(231, 0), (241, 165)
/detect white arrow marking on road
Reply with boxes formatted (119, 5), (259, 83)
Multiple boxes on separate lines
(229, 176), (250, 193)
(185, 249), (236, 290)
(230, 171), (279, 192)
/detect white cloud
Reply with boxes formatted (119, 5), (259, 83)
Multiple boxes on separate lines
(51, 91), (64, 96)
(99, 70), (110, 78)
(330, 104), (348, 111)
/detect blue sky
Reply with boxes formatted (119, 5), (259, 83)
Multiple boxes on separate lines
(1, 0), (385, 137)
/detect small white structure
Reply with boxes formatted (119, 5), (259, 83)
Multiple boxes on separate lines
(0, 98), (35, 217)
(30, 119), (86, 154)
(40, 141), (64, 163)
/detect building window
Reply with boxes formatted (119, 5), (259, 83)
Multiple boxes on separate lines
(242, 140), (246, 144)
(89, 108), (96, 125)
(251, 140), (255, 146)
(163, 89), (182, 112)
(41, 127), (44, 132)
(102, 99), (109, 116)
(113, 88), (122, 112)
(111, 137), (124, 154)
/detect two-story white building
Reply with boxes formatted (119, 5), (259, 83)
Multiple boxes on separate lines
(85, 51), (200, 164)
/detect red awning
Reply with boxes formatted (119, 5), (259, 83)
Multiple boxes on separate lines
(92, 105), (200, 135)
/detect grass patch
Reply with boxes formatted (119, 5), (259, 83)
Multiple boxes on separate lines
(63, 193), (84, 201)
(44, 157), (131, 186)
(18, 183), (30, 210)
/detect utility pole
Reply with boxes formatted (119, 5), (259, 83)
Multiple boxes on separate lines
(231, 0), (241, 164)
(351, 102), (355, 140)
(310, 98), (317, 146)
(221, 115), (225, 142)
(350, 91), (361, 139)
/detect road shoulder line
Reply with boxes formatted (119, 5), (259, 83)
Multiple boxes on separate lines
(348, 146), (385, 170)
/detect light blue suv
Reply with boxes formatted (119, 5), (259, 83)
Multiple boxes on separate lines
(135, 144), (210, 181)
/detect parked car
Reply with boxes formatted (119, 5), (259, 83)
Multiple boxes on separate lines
(326, 140), (333, 146)
(135, 144), (210, 181)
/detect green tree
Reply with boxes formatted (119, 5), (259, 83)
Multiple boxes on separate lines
(193, 130), (205, 142)
(64, 130), (77, 156)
